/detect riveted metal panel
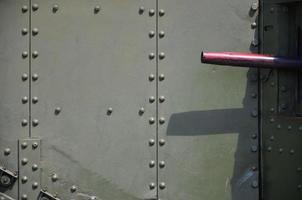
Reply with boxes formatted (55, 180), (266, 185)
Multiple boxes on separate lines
(157, 0), (259, 200)
(30, 0), (156, 199)
(0, 1), (30, 199)
(261, 2), (302, 200)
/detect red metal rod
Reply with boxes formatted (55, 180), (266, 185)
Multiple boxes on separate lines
(201, 52), (302, 70)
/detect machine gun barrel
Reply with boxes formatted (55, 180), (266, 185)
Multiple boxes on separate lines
(201, 52), (302, 70)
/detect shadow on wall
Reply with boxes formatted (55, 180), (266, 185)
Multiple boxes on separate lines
(166, 68), (259, 200)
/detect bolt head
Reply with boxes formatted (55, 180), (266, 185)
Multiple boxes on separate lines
(32, 142), (39, 149)
(32, 73), (39, 81)
(159, 96), (165, 103)
(32, 181), (39, 189)
(53, 4), (59, 13)
(107, 107), (113, 115)
(51, 174), (58, 182)
(149, 160), (155, 168)
(149, 31), (155, 38)
(159, 9), (165, 16)
(22, 51), (28, 58)
(149, 53), (155, 60)
(32, 119), (39, 127)
(22, 96), (28, 104)
(22, 73), (28, 81)
(159, 139), (165, 146)
(21, 194), (27, 200)
(139, 107), (145, 115)
(159, 74), (165, 81)
(22, 5), (28, 13)
(159, 117), (165, 124)
(159, 52), (165, 60)
(32, 51), (39, 58)
(149, 117), (155, 124)
(21, 176), (28, 183)
(21, 158), (28, 165)
(149, 9), (155, 16)
(4, 148), (11, 156)
(55, 107), (62, 115)
(149, 182), (155, 190)
(159, 182), (166, 189)
(70, 185), (77, 193)
(148, 139), (155, 146)
(149, 96), (155, 103)
(251, 2), (259, 11)
(32, 28), (39, 35)
(94, 5), (101, 13)
(139, 6), (145, 14)
(21, 119), (28, 127)
(21, 142), (28, 149)
(22, 28), (28, 35)
(149, 74), (155, 81)
(32, 3), (39, 11)
(251, 22), (257, 29)
(159, 161), (165, 168)
(0, 175), (11, 186)
(32, 164), (38, 171)
(251, 180), (258, 188)
(32, 96), (38, 104)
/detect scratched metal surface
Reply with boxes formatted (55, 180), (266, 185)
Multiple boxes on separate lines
(157, 0), (259, 199)
(30, 0), (156, 199)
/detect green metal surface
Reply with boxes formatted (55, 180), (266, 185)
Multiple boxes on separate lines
(157, 0), (258, 199)
(261, 2), (302, 200)
(0, 0), (262, 200)
(0, 1), (30, 199)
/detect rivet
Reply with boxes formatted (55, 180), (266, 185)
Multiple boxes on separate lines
(139, 6), (145, 14)
(32, 3), (39, 11)
(32, 96), (38, 104)
(32, 119), (39, 127)
(159, 74), (165, 81)
(21, 142), (28, 149)
(55, 107), (62, 115)
(21, 119), (28, 127)
(52, 4), (59, 13)
(159, 9), (165, 16)
(250, 145), (258, 152)
(297, 167), (302, 172)
(251, 22), (257, 29)
(22, 5), (28, 13)
(149, 9), (155, 16)
(22, 28), (28, 35)
(32, 182), (39, 189)
(22, 96), (28, 104)
(251, 2), (259, 11)
(32, 142), (38, 149)
(4, 148), (11, 156)
(148, 139), (155, 146)
(290, 149), (295, 155)
(269, 136), (274, 141)
(22, 176), (28, 183)
(32, 28), (39, 36)
(32, 73), (39, 81)
(22, 73), (28, 81)
(21, 194), (28, 200)
(251, 110), (258, 117)
(149, 74), (155, 81)
(70, 185), (77, 193)
(32, 51), (39, 58)
(270, 7), (275, 13)
(149, 96), (155, 103)
(107, 107), (113, 115)
(299, 126), (302, 131)
(288, 125), (292, 130)
(280, 86), (287, 92)
(251, 166), (257, 171)
(21, 158), (28, 165)
(159, 52), (165, 60)
(159, 96), (165, 103)
(267, 146), (272, 152)
(159, 182), (166, 189)
(149, 53), (155, 60)
(251, 39), (259, 47)
(139, 107), (145, 115)
(159, 161), (165, 168)
(277, 124), (281, 129)
(269, 118), (275, 123)
(149, 182), (155, 190)
(32, 164), (38, 171)
(251, 134), (257, 139)
(159, 139), (165, 146)
(251, 180), (258, 188)
(159, 31), (165, 38)
(281, 103), (288, 110)
(149, 31), (155, 38)
(94, 5), (101, 13)
(270, 107), (275, 113)
(279, 148), (283, 153)
(159, 117), (165, 124)
(149, 160), (155, 168)
(298, 184), (302, 190)
(149, 117), (155, 124)
(51, 173), (58, 182)
(22, 51), (28, 58)
(251, 93), (257, 98)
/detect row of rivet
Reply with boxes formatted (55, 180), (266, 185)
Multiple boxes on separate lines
(157, 6), (166, 192)
(20, 141), (40, 200)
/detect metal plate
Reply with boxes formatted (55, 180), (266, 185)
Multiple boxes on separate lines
(30, 0), (156, 199)
(0, 0), (30, 199)
(157, 0), (259, 199)
(261, 3), (302, 200)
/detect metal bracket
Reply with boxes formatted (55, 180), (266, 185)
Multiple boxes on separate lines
(0, 166), (17, 188)
(38, 190), (61, 200)
(18, 139), (41, 200)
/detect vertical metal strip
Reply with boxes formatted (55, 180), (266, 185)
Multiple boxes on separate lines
(155, 0), (159, 198)
(29, 0), (32, 138)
